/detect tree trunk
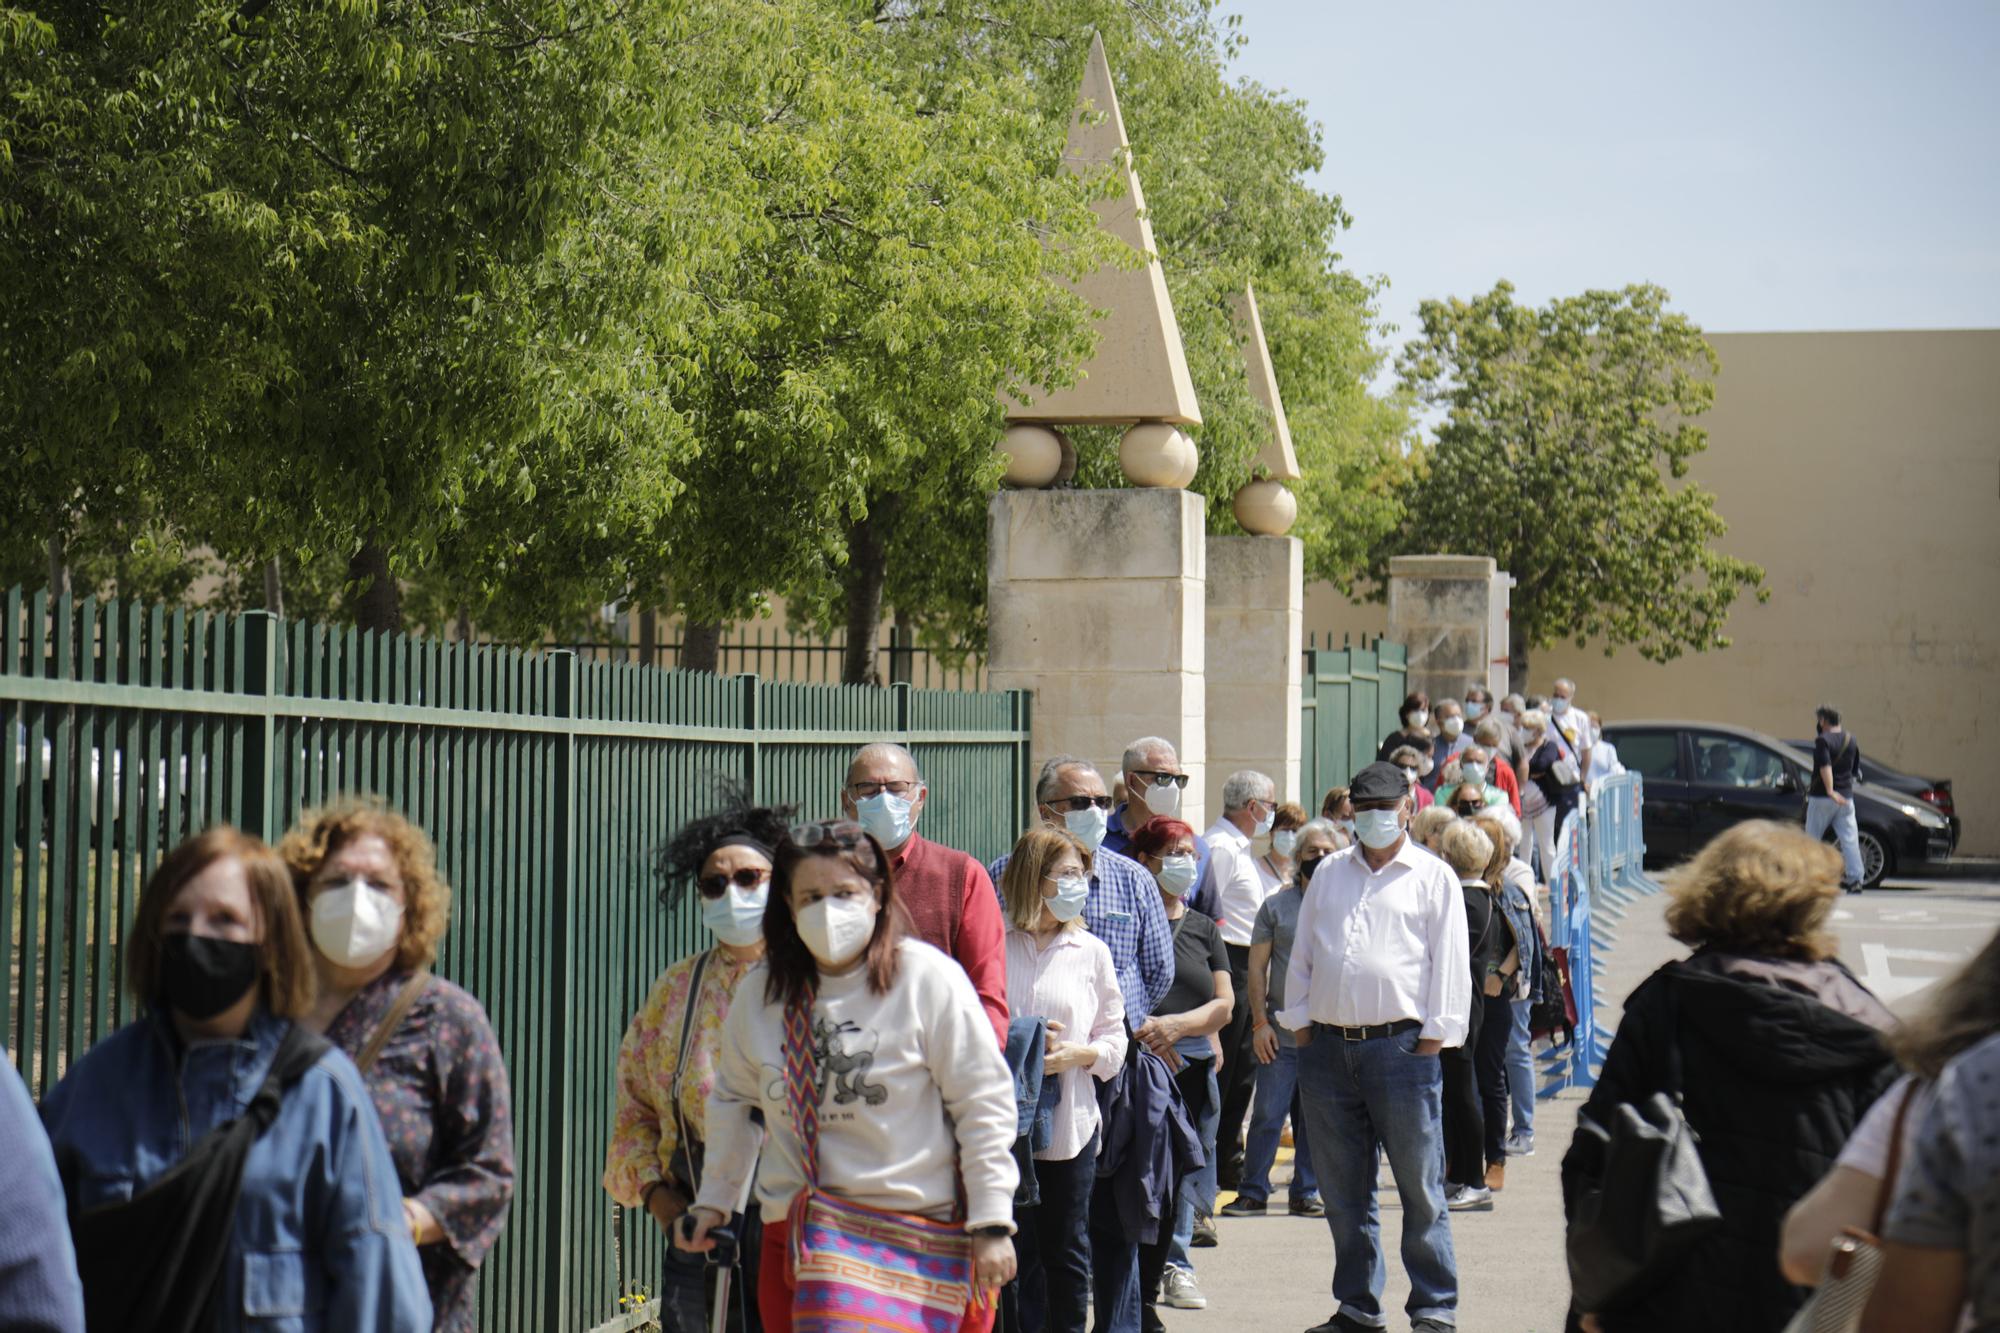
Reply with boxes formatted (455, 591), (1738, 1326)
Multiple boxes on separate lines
(347, 538), (402, 634)
(638, 606), (659, 669)
(1508, 609), (1532, 697)
(889, 606), (914, 685)
(841, 511), (887, 686)
(681, 620), (722, 675)
(262, 557), (285, 618)
(47, 532), (69, 598)
(455, 605), (473, 644)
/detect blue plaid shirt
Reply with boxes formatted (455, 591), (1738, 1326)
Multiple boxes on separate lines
(989, 844), (1173, 1023)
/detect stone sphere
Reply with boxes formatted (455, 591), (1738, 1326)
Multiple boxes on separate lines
(1169, 433), (1200, 488)
(1053, 430), (1078, 485)
(998, 424), (1063, 488)
(1120, 422), (1194, 488)
(1233, 478), (1298, 536)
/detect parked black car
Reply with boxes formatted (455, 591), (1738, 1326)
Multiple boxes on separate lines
(1783, 740), (1960, 852)
(1602, 720), (1955, 890)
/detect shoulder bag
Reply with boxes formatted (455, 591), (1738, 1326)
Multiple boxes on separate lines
(781, 995), (980, 1333)
(355, 969), (432, 1074)
(1779, 1082), (1919, 1333)
(1564, 975), (1724, 1313)
(667, 949), (714, 1195)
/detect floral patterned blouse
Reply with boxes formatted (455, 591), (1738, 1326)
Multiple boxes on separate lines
(603, 947), (758, 1208)
(326, 969), (516, 1333)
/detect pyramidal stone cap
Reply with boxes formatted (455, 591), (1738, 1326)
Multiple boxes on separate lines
(1230, 284), (1301, 482)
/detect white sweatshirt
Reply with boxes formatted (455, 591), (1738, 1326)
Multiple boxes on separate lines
(697, 939), (1020, 1230)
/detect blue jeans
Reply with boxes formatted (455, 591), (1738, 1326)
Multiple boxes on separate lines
(1164, 1056), (1220, 1274)
(1018, 1135), (1098, 1333)
(1805, 795), (1865, 884)
(1298, 1025), (1458, 1328)
(1507, 997), (1536, 1139)
(1238, 1042), (1319, 1205)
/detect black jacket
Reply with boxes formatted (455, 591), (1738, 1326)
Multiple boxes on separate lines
(1562, 951), (1896, 1332)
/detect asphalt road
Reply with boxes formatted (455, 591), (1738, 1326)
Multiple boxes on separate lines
(1159, 869), (2000, 1333)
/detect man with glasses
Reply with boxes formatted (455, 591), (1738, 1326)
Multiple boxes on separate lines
(1281, 762), (1467, 1333)
(841, 742), (1008, 1046)
(1201, 770), (1278, 1194)
(1104, 737), (1216, 916)
(989, 755), (1173, 1333)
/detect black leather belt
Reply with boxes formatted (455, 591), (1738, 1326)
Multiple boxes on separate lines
(1315, 1018), (1421, 1042)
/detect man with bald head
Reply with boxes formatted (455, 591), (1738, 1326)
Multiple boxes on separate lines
(841, 741), (1008, 1045)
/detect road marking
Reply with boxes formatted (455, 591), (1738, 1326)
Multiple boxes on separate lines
(1880, 909), (1936, 923)
(1860, 943), (1968, 1002)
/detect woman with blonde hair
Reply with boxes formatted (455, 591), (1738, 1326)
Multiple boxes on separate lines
(1469, 814), (1535, 1189)
(999, 827), (1126, 1333)
(283, 800), (515, 1332)
(1561, 821), (1896, 1333)
(1437, 820), (1504, 1211)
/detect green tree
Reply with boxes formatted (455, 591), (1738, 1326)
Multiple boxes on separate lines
(1380, 280), (1766, 683)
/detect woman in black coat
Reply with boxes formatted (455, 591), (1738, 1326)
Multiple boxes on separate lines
(1562, 821), (1896, 1333)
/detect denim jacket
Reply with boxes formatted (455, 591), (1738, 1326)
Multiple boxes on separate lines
(40, 1009), (432, 1332)
(1498, 874), (1540, 997)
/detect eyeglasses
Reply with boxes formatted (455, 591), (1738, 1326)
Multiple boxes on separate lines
(697, 867), (771, 898)
(1045, 795), (1113, 813)
(846, 780), (921, 800)
(1130, 770), (1190, 790)
(788, 819), (870, 850)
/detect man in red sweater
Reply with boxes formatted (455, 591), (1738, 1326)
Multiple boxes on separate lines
(841, 743), (1009, 1046)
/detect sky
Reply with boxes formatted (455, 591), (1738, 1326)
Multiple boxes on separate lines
(1223, 0), (2000, 352)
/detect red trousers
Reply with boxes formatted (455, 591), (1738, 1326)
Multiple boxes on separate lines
(757, 1215), (997, 1333)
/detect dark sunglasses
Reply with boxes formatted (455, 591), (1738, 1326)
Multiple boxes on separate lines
(697, 867), (771, 898)
(788, 819), (870, 850)
(1045, 795), (1114, 813)
(1131, 770), (1190, 789)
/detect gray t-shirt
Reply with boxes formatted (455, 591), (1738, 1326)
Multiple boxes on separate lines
(1251, 887), (1305, 1048)
(1885, 1030), (2000, 1325)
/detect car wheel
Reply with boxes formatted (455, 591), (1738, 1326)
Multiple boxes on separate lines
(1856, 830), (1890, 889)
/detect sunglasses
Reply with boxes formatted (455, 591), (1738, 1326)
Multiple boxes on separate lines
(1045, 795), (1114, 813)
(697, 867), (771, 898)
(1130, 770), (1190, 789)
(788, 819), (870, 850)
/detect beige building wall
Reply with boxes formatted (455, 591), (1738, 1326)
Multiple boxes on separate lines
(1303, 330), (2000, 855)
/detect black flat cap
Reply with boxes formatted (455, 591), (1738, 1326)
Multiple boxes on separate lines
(1349, 761), (1409, 804)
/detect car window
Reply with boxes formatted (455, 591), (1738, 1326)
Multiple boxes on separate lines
(1613, 729), (1681, 781)
(1691, 733), (1788, 789)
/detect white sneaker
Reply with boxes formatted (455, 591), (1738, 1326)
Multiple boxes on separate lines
(1162, 1266), (1208, 1309)
(1445, 1184), (1494, 1212)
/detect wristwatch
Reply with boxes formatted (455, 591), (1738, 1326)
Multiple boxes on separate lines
(970, 1225), (1012, 1239)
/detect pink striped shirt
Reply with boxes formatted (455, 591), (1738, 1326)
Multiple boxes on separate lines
(1004, 926), (1127, 1161)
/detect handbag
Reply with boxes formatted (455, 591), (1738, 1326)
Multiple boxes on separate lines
(1779, 1082), (1919, 1333)
(1529, 933), (1577, 1043)
(780, 996), (978, 1333)
(1564, 977), (1723, 1312)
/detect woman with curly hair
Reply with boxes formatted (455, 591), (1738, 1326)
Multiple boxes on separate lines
(603, 787), (794, 1333)
(282, 800), (515, 1333)
(1561, 820), (1896, 1333)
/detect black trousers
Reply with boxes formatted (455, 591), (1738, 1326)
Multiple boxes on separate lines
(1441, 994), (1486, 1190)
(1474, 991), (1513, 1167)
(1014, 1135), (1099, 1333)
(1213, 941), (1255, 1183)
(1139, 1056), (1216, 1332)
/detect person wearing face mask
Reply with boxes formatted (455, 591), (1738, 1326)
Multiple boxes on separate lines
(1469, 719), (1524, 814)
(282, 801), (514, 1333)
(1126, 817), (1234, 1325)
(40, 826), (431, 1332)
(1430, 700), (1471, 789)
(1377, 693), (1439, 772)
(1104, 737), (1216, 917)
(1520, 708), (1585, 884)
(1197, 770), (1279, 1199)
(603, 791), (795, 1333)
(842, 743), (1009, 1046)
(1279, 762), (1469, 1333)
(1435, 747), (1508, 817)
(682, 822), (1020, 1333)
(998, 828), (1128, 1333)
(1390, 746), (1438, 812)
(1223, 818), (1345, 1220)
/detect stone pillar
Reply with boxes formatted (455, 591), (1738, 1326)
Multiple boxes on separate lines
(987, 489), (1207, 830)
(1386, 555), (1512, 708)
(1205, 535), (1303, 812)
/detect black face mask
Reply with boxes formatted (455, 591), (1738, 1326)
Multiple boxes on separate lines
(159, 933), (261, 1020)
(1296, 855), (1327, 885)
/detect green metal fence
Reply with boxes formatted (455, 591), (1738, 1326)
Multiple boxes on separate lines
(1, 587), (1032, 1333)
(1298, 638), (1409, 807)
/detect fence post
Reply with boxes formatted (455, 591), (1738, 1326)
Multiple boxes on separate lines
(736, 674), (761, 801)
(892, 681), (912, 735)
(546, 650), (579, 1328)
(239, 612), (279, 842)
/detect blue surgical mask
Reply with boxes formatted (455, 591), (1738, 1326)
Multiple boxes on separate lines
(1460, 763), (1487, 787)
(1156, 854), (1198, 897)
(1062, 804), (1109, 852)
(855, 790), (915, 849)
(1253, 806), (1275, 837)
(1353, 808), (1404, 850)
(1046, 875), (1090, 923)
(1552, 697), (1572, 717)
(1271, 829), (1297, 858)
(701, 881), (769, 948)
(1465, 701), (1485, 721)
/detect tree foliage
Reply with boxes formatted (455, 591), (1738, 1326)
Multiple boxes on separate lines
(1378, 281), (1767, 679)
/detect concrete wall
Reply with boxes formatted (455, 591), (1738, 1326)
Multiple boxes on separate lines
(1303, 329), (2000, 855)
(1385, 555), (1504, 709)
(1206, 536), (1302, 810)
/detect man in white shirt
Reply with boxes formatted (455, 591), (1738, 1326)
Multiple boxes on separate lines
(1280, 761), (1469, 1333)
(1200, 769), (1277, 1193)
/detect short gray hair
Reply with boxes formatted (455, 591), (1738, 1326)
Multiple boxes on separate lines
(1221, 769), (1275, 813)
(1502, 693), (1525, 711)
(1121, 736), (1177, 775)
(1473, 718), (1506, 747)
(1298, 817), (1347, 851)
(1035, 754), (1100, 805)
(1553, 678), (1577, 694)
(848, 741), (922, 784)
(1440, 821), (1495, 879)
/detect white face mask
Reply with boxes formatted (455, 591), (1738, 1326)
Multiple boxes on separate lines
(701, 881), (769, 948)
(854, 790), (915, 849)
(1353, 808), (1404, 850)
(311, 879), (404, 969)
(1142, 778), (1182, 818)
(1418, 755), (1435, 778)
(1156, 854), (1198, 897)
(1408, 709), (1429, 731)
(1460, 763), (1488, 787)
(1046, 875), (1090, 923)
(1441, 716), (1464, 739)
(1060, 803), (1110, 852)
(1253, 805), (1275, 837)
(1271, 829), (1297, 858)
(796, 896), (876, 968)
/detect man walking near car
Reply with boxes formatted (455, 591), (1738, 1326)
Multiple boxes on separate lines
(1807, 705), (1866, 891)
